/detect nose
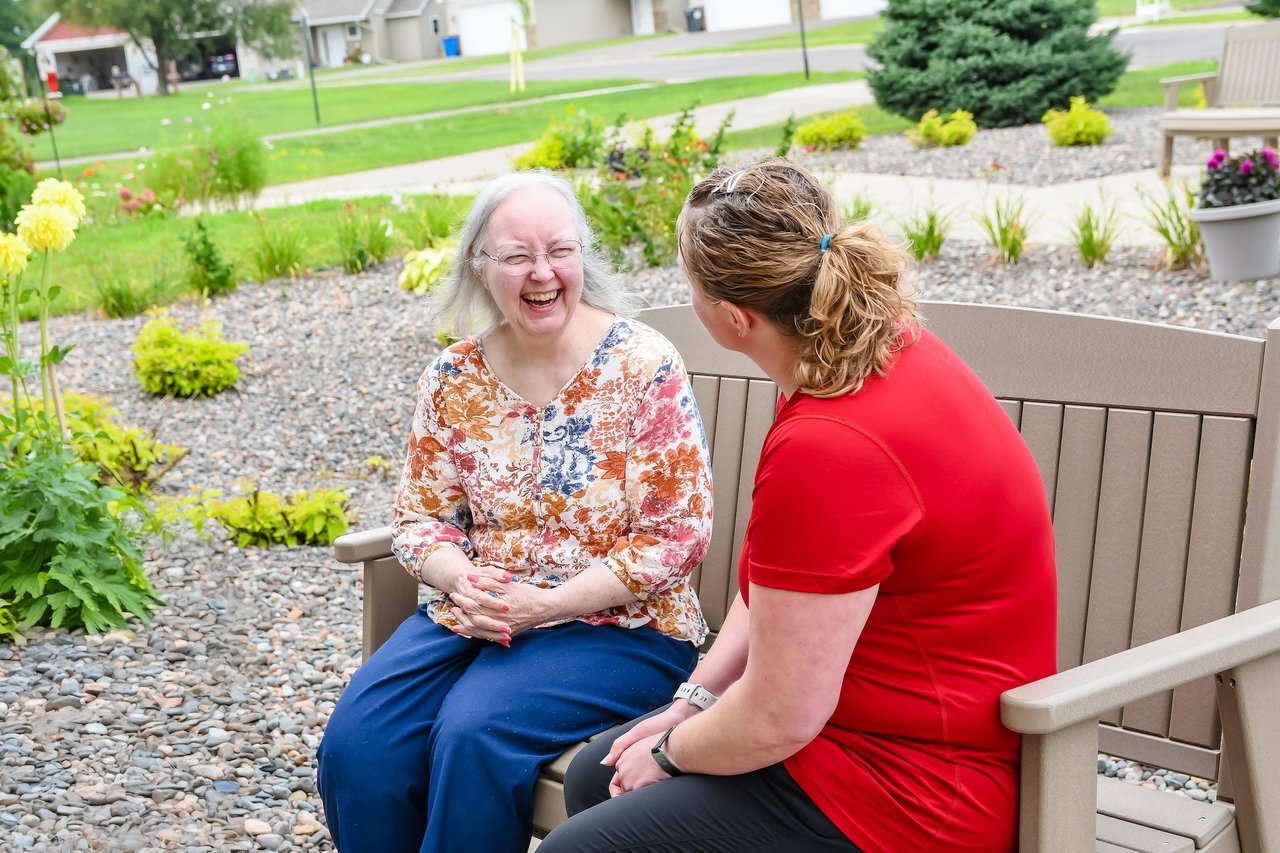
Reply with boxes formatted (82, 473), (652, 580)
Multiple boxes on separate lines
(530, 252), (555, 278)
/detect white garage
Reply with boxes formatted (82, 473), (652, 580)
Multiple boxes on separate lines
(819, 0), (886, 17)
(701, 0), (791, 33)
(456, 1), (527, 56)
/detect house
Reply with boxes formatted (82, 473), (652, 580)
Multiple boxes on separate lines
(20, 12), (300, 95)
(688, 0), (885, 32)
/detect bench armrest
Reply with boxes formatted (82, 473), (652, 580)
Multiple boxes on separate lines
(1160, 71), (1219, 110)
(1001, 597), (1280, 735)
(333, 525), (395, 563)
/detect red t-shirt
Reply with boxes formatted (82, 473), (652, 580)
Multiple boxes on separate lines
(741, 329), (1057, 853)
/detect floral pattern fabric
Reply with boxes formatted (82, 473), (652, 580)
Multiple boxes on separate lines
(392, 318), (714, 644)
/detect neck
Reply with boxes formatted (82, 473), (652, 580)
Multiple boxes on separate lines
(740, 325), (804, 399)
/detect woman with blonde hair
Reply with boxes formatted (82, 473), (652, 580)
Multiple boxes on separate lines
(540, 159), (1057, 852)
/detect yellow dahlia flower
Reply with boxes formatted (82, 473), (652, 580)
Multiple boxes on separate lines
(31, 178), (86, 224)
(15, 204), (77, 253)
(0, 232), (31, 276)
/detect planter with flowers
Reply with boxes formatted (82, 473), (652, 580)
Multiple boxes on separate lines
(1190, 147), (1280, 283)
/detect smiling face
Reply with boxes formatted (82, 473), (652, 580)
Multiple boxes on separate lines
(479, 185), (585, 341)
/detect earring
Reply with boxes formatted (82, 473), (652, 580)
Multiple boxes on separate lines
(737, 326), (746, 339)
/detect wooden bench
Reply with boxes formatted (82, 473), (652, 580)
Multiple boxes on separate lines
(333, 302), (1280, 850)
(1158, 20), (1280, 177)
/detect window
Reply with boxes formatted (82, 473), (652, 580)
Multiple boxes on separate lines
(347, 24), (358, 38)
(431, 15), (440, 34)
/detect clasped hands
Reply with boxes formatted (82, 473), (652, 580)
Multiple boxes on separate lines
(447, 565), (559, 646)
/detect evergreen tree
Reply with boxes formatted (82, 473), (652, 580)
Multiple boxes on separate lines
(867, 0), (1129, 128)
(1246, 0), (1279, 17)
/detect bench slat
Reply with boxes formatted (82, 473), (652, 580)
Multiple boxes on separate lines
(1098, 777), (1236, 849)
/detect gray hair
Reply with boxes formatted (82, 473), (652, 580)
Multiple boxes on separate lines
(434, 170), (644, 336)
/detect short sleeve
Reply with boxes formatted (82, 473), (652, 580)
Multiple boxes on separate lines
(744, 415), (923, 594)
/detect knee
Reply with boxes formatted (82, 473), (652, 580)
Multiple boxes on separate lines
(318, 701), (420, 797)
(564, 736), (616, 816)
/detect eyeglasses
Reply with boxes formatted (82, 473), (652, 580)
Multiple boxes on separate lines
(478, 239), (583, 275)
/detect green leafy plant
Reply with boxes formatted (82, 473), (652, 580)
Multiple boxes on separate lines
(148, 119), (268, 209)
(513, 105), (607, 170)
(979, 195), (1033, 264)
(1139, 183), (1203, 270)
(903, 207), (952, 260)
(183, 218), (237, 297)
(11, 99), (68, 139)
(204, 487), (351, 547)
(93, 271), (182, 319)
(907, 109), (977, 148)
(399, 242), (455, 293)
(406, 196), (466, 248)
(842, 194), (876, 223)
(132, 313), (250, 397)
(0, 430), (163, 633)
(794, 109), (868, 151)
(775, 112), (798, 158)
(246, 215), (309, 284)
(1197, 148), (1280, 209)
(1042, 97), (1113, 147)
(336, 205), (396, 274)
(1070, 200), (1120, 268)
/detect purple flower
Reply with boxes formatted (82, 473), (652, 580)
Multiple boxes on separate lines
(1264, 148), (1279, 169)
(1241, 159), (1255, 175)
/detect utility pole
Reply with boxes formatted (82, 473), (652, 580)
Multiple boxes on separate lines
(796, 0), (811, 81)
(300, 12), (321, 125)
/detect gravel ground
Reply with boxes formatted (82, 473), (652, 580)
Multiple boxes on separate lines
(4, 118), (1277, 850)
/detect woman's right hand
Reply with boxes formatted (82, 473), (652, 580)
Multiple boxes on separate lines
(601, 701), (699, 768)
(447, 565), (515, 644)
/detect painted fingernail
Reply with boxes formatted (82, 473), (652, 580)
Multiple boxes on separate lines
(466, 574), (479, 583)
(501, 573), (512, 581)
(502, 604), (511, 612)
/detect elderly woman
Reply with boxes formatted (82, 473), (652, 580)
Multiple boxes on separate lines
(317, 170), (714, 853)
(539, 159), (1057, 852)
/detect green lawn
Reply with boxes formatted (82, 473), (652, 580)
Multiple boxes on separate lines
(1097, 59), (1217, 107)
(673, 18), (884, 54)
(204, 72), (861, 185)
(34, 78), (637, 161)
(1130, 10), (1255, 26)
(1095, 0), (1230, 15)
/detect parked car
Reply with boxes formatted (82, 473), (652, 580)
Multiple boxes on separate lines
(208, 53), (238, 77)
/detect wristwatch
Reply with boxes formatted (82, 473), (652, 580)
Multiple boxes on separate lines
(650, 725), (684, 777)
(673, 681), (718, 711)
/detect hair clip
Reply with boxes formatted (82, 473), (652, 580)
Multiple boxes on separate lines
(820, 233), (834, 252)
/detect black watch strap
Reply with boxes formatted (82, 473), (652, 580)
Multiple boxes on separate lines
(650, 725), (684, 777)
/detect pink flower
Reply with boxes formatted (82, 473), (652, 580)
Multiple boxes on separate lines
(1241, 159), (1255, 175)
(1264, 148), (1279, 169)
(118, 187), (133, 201)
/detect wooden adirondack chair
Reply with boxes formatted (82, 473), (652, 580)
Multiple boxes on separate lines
(1159, 20), (1280, 177)
(334, 302), (1280, 851)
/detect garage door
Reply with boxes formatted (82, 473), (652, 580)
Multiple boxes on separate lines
(819, 0), (886, 18)
(702, 0), (791, 32)
(456, 1), (527, 57)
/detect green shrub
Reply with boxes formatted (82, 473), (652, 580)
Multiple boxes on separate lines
(903, 207), (951, 260)
(1070, 201), (1119, 268)
(12, 392), (187, 491)
(867, 0), (1128, 128)
(206, 487), (350, 547)
(93, 270), (183, 319)
(336, 206), (396, 274)
(399, 243), (455, 294)
(148, 120), (268, 209)
(1138, 183), (1203, 270)
(0, 429), (163, 634)
(842, 193), (876, 223)
(406, 196), (466, 248)
(246, 215), (309, 284)
(979, 195), (1032, 264)
(1042, 97), (1113, 147)
(908, 109), (977, 148)
(184, 218), (237, 297)
(513, 106), (607, 170)
(794, 109), (867, 152)
(132, 313), (250, 397)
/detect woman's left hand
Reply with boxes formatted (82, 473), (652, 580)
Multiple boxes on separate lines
(608, 731), (672, 797)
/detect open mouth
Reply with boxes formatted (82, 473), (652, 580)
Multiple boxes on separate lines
(522, 290), (560, 307)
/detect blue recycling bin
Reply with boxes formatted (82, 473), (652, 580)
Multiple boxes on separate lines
(442, 36), (460, 57)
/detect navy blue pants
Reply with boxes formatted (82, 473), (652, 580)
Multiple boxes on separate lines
(316, 607), (697, 853)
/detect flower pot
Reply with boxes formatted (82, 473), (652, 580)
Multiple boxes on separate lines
(1191, 197), (1280, 283)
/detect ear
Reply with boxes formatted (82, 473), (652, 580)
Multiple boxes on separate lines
(723, 302), (755, 339)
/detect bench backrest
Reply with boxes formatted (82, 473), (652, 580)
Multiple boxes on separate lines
(643, 301), (1280, 791)
(1215, 20), (1280, 107)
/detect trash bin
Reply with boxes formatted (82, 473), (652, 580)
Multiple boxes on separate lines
(685, 8), (705, 32)
(442, 36), (460, 57)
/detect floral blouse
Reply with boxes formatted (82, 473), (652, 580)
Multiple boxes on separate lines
(391, 318), (714, 645)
